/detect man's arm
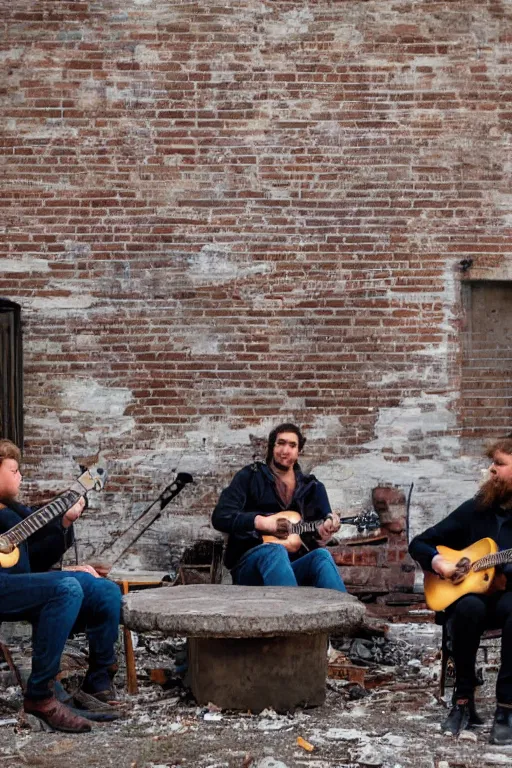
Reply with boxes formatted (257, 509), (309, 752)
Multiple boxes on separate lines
(28, 497), (85, 572)
(408, 499), (475, 574)
(211, 468), (259, 534)
(211, 467), (290, 536)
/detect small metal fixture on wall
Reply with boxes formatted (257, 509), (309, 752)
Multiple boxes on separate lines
(0, 299), (23, 447)
(459, 259), (473, 272)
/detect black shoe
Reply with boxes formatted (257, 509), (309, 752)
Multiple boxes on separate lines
(468, 699), (484, 726)
(490, 706), (512, 745)
(442, 700), (471, 735)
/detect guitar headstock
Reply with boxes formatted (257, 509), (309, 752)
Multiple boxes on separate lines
(76, 463), (108, 493)
(348, 509), (380, 533)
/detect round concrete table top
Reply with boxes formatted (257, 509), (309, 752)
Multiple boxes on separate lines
(122, 584), (365, 638)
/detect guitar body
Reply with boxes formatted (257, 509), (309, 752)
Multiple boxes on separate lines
(424, 537), (499, 612)
(262, 510), (304, 553)
(0, 546), (20, 569)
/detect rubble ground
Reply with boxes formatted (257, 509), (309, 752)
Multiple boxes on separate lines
(1, 625), (512, 768)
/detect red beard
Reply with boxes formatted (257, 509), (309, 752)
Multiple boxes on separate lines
(477, 476), (512, 508)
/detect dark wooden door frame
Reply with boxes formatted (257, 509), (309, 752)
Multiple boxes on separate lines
(0, 299), (23, 448)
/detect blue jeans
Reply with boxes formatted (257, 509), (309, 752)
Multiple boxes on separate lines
(0, 571), (122, 699)
(232, 543), (346, 591)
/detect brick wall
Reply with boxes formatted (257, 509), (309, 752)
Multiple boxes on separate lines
(1, 1), (511, 568)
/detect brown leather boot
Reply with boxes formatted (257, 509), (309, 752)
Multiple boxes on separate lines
(24, 696), (92, 733)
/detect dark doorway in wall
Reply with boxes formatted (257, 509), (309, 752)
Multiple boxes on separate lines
(0, 300), (23, 447)
(460, 282), (512, 444)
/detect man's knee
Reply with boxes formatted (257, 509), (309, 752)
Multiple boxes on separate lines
(452, 595), (486, 624)
(54, 577), (84, 607)
(90, 579), (122, 614)
(310, 548), (335, 566)
(260, 543), (290, 562)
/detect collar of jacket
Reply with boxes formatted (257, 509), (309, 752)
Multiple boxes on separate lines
(251, 461), (318, 498)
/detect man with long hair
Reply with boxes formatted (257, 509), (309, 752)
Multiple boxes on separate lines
(212, 423), (345, 591)
(409, 435), (512, 743)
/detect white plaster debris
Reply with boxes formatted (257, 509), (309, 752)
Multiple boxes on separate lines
(459, 729), (478, 742)
(350, 743), (386, 766)
(322, 727), (365, 741)
(482, 755), (512, 764)
(1, 621), (509, 765)
(257, 718), (294, 732)
(0, 719), (17, 727)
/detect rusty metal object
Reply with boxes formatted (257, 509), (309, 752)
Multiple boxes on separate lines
(328, 661), (367, 686)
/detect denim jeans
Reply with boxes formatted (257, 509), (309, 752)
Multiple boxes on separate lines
(0, 570), (122, 699)
(232, 543), (346, 591)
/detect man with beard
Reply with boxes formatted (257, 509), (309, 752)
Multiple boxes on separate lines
(212, 423), (346, 591)
(409, 436), (512, 743)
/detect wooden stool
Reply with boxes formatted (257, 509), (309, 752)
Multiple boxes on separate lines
(110, 571), (172, 694)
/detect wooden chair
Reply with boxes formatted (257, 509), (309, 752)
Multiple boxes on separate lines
(437, 612), (501, 697)
(0, 623), (25, 692)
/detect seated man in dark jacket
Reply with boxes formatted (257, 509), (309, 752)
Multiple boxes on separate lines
(212, 423), (345, 591)
(409, 435), (512, 743)
(0, 439), (121, 733)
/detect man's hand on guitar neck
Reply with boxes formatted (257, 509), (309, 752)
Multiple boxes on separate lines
(317, 513), (341, 543)
(255, 514), (290, 539)
(61, 497), (86, 529)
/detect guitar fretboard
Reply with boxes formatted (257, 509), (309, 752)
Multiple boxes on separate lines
(290, 520), (320, 534)
(474, 547), (512, 571)
(5, 488), (83, 547)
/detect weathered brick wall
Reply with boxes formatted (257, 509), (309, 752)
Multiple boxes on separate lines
(1, 1), (511, 568)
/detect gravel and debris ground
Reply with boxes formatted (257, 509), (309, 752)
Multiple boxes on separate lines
(1, 624), (511, 768)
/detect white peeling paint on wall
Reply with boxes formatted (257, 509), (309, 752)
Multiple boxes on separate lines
(30, 295), (97, 311)
(187, 245), (272, 285)
(58, 380), (133, 417)
(312, 392), (485, 542)
(0, 258), (50, 273)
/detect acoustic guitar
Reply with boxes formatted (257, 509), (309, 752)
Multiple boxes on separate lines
(262, 509), (380, 553)
(0, 463), (107, 569)
(423, 537), (510, 611)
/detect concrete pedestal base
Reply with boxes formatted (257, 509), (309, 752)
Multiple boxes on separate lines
(123, 584), (366, 711)
(189, 633), (328, 712)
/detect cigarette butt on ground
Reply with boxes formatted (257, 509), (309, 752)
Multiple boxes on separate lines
(297, 736), (315, 752)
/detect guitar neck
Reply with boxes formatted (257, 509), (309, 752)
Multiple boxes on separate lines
(291, 520), (320, 535)
(475, 547), (512, 571)
(4, 486), (83, 547)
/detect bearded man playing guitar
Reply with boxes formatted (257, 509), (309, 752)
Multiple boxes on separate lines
(409, 436), (512, 743)
(0, 439), (121, 733)
(212, 423), (346, 592)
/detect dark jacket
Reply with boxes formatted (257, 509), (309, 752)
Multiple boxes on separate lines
(0, 501), (74, 575)
(409, 497), (512, 583)
(211, 461), (332, 570)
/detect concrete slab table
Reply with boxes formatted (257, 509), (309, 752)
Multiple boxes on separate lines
(122, 584), (366, 712)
